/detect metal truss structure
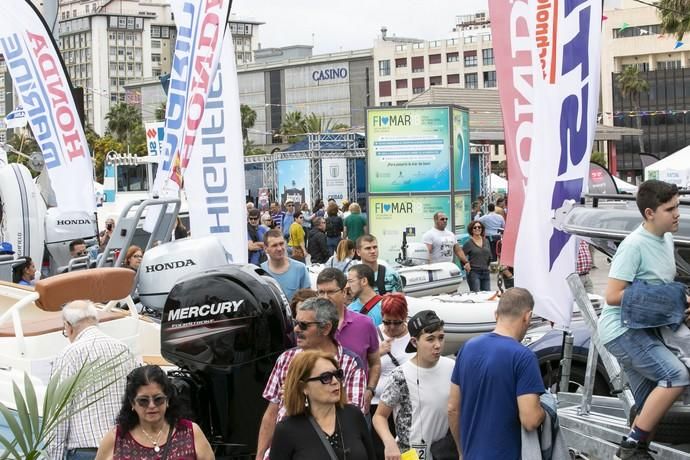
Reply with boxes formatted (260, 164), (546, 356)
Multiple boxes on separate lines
(470, 143), (492, 204)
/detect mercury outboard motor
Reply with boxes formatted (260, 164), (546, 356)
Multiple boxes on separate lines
(161, 264), (294, 458)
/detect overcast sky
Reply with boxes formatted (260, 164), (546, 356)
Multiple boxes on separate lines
(231, 1), (490, 54)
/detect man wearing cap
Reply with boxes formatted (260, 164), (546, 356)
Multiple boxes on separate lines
(247, 209), (265, 265)
(373, 310), (455, 460)
(281, 201), (296, 238)
(448, 288), (544, 459)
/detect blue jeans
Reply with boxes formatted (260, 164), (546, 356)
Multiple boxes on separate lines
(66, 449), (98, 460)
(326, 236), (341, 256)
(467, 268), (491, 292)
(604, 327), (690, 408)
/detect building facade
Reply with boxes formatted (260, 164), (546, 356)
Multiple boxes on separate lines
(373, 13), (496, 106)
(238, 49), (374, 145)
(601, 0), (690, 180)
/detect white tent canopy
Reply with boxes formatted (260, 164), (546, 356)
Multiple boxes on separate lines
(644, 146), (690, 189)
(614, 176), (637, 193)
(490, 173), (507, 193)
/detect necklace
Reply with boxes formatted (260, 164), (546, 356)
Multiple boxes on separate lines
(140, 425), (165, 453)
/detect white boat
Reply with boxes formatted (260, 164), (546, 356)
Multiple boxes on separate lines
(308, 260), (464, 298)
(0, 267), (165, 416)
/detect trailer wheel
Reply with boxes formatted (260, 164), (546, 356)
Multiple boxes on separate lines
(629, 404), (690, 444)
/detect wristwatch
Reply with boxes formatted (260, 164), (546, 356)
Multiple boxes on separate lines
(365, 386), (376, 396)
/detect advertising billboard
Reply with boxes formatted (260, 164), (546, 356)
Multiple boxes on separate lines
(278, 159), (311, 205)
(321, 158), (348, 205)
(367, 107), (451, 193)
(368, 195), (452, 262)
(452, 108), (471, 191)
(453, 193), (472, 234)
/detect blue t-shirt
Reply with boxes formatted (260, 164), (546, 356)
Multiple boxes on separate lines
(282, 214), (295, 237)
(478, 212), (505, 236)
(260, 259), (310, 301)
(598, 224), (676, 344)
(451, 333), (544, 460)
(348, 298), (383, 326)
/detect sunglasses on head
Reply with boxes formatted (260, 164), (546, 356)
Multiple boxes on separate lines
(382, 320), (404, 326)
(304, 369), (344, 384)
(295, 320), (322, 330)
(133, 395), (168, 408)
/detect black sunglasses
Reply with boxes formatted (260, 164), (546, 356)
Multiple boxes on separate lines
(134, 395), (168, 408)
(382, 320), (404, 326)
(304, 369), (344, 384)
(295, 320), (322, 330)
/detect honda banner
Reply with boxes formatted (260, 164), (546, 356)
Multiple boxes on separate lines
(489, 0), (602, 326)
(0, 1), (95, 213)
(184, 28), (247, 262)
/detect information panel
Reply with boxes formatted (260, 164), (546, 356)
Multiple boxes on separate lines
(453, 193), (472, 234)
(278, 159), (311, 205)
(368, 195), (452, 262)
(452, 108), (471, 191)
(367, 107), (451, 193)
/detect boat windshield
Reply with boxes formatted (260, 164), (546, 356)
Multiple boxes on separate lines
(117, 164), (149, 192)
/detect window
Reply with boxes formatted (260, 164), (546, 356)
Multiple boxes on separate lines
(465, 73), (478, 89)
(397, 100), (408, 106)
(430, 75), (442, 86)
(412, 77), (425, 93)
(447, 74), (460, 84)
(379, 80), (392, 97)
(447, 52), (459, 63)
(429, 54), (442, 65)
(482, 34), (492, 41)
(151, 26), (161, 38)
(464, 35), (477, 44)
(614, 24), (661, 38)
(380, 101), (393, 107)
(162, 27), (170, 38)
(378, 60), (391, 76)
(482, 48), (494, 66)
(657, 60), (681, 70)
(395, 58), (407, 68)
(483, 71), (497, 87)
(429, 40), (441, 48)
(151, 39), (161, 48)
(411, 56), (424, 73)
(464, 51), (477, 67)
(412, 43), (425, 49)
(396, 79), (408, 89)
(447, 38), (458, 46)
(395, 44), (407, 52)
(151, 54), (161, 63)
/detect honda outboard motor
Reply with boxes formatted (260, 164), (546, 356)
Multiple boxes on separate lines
(161, 265), (294, 458)
(44, 208), (98, 275)
(138, 236), (230, 312)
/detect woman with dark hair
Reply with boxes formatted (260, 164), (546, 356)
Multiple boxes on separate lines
(462, 220), (492, 292)
(12, 256), (36, 286)
(289, 288), (318, 319)
(270, 350), (375, 459)
(123, 246), (143, 272)
(95, 365), (214, 460)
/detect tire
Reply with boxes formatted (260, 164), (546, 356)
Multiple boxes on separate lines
(541, 361), (610, 396)
(629, 403), (690, 444)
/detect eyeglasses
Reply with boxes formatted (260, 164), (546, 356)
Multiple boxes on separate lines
(438, 217), (448, 221)
(382, 320), (405, 326)
(472, 226), (482, 230)
(133, 395), (168, 408)
(295, 320), (323, 330)
(304, 369), (344, 384)
(249, 217), (259, 221)
(317, 288), (342, 297)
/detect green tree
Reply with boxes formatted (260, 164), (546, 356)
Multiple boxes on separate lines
(104, 103), (143, 145)
(155, 102), (166, 122)
(243, 139), (266, 156)
(240, 104), (257, 141)
(5, 133), (39, 171)
(616, 66), (649, 153)
(91, 136), (125, 182)
(658, 0), (690, 40)
(280, 111), (307, 143)
(590, 151), (607, 167)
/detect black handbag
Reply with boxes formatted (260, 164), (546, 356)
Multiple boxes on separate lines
(430, 430), (459, 460)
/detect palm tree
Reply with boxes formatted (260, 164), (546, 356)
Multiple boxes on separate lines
(279, 111), (307, 143)
(240, 104), (257, 141)
(616, 66), (649, 152)
(658, 0), (690, 40)
(105, 103), (143, 144)
(155, 102), (166, 122)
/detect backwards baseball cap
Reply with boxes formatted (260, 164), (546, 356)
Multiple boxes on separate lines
(405, 310), (443, 352)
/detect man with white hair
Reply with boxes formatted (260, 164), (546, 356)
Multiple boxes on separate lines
(49, 300), (138, 460)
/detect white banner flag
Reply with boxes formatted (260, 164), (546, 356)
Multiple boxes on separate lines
(184, 28), (247, 262)
(5, 105), (28, 129)
(321, 158), (348, 205)
(0, 1), (95, 213)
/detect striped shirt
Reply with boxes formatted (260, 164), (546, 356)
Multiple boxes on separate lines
(48, 326), (138, 458)
(262, 342), (367, 421)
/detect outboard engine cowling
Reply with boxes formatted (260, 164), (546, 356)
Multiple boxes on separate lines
(138, 236), (229, 312)
(44, 208), (98, 274)
(406, 242), (431, 266)
(161, 264), (294, 458)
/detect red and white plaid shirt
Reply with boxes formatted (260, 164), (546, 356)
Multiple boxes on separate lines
(576, 240), (593, 275)
(262, 342), (366, 421)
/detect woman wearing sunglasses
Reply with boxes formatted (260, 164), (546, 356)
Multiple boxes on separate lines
(462, 220), (492, 292)
(270, 350), (375, 460)
(370, 293), (414, 458)
(95, 365), (214, 460)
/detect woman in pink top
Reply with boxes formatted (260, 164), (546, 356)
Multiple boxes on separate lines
(95, 365), (214, 460)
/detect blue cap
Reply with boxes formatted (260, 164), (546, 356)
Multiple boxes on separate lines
(0, 242), (14, 255)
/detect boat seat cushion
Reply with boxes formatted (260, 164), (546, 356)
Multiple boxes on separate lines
(0, 308), (130, 337)
(34, 268), (135, 312)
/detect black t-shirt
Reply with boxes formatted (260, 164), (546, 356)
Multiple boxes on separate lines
(462, 237), (492, 270)
(270, 404), (375, 460)
(325, 216), (344, 237)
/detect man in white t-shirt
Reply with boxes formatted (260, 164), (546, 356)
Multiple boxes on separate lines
(422, 211), (470, 271)
(373, 310), (455, 460)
